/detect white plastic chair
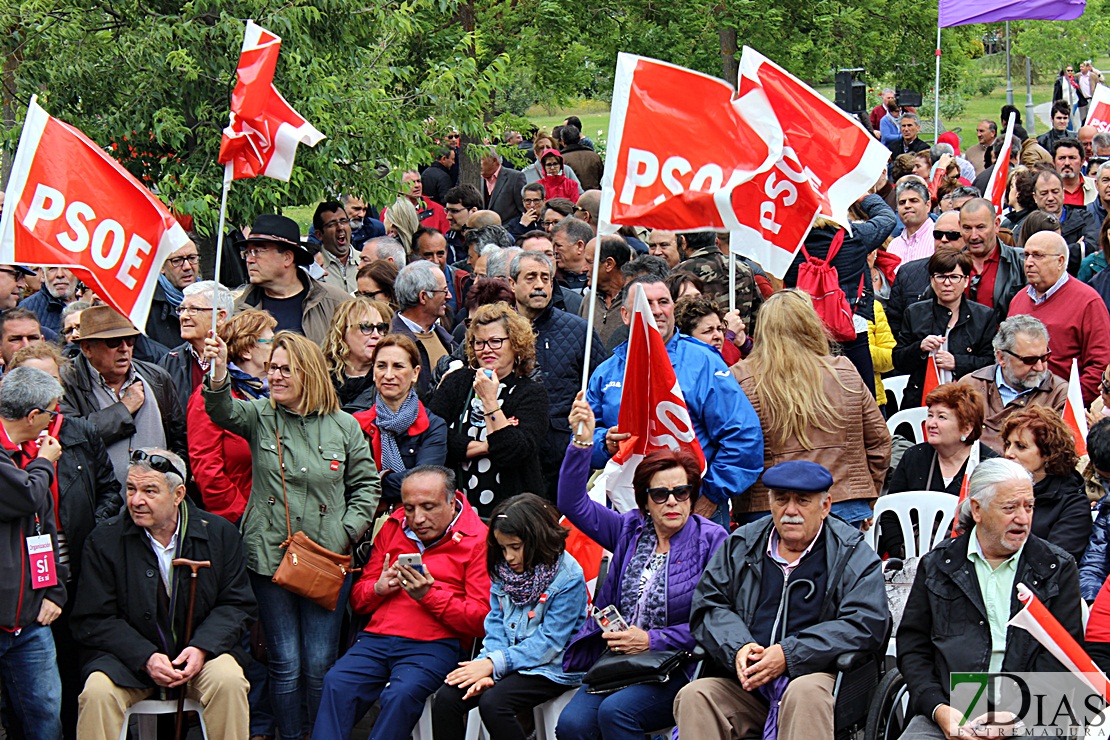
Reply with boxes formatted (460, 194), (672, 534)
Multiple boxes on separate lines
(886, 407), (928, 445)
(118, 698), (206, 740)
(533, 687), (579, 740)
(883, 375), (910, 410)
(866, 491), (958, 559)
(413, 695), (486, 740)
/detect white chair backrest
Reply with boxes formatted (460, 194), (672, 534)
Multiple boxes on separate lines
(883, 375), (910, 410)
(887, 406), (928, 445)
(866, 490), (958, 558)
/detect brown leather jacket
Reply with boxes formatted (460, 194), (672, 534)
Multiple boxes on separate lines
(731, 356), (891, 513)
(958, 364), (1068, 454)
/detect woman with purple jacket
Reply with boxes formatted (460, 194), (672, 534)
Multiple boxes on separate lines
(555, 394), (728, 739)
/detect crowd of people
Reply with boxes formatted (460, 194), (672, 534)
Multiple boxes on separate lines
(2, 101), (1110, 740)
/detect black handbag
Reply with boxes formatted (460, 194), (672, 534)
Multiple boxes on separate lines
(583, 647), (690, 695)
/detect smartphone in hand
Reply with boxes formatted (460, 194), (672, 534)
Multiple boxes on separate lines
(395, 552), (425, 575)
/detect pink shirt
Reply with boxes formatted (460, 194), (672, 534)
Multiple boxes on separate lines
(483, 165), (501, 197)
(887, 222), (935, 269)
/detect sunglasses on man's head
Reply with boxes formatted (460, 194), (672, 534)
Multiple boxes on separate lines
(130, 449), (185, 481)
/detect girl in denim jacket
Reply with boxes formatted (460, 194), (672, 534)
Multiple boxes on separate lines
(432, 493), (588, 739)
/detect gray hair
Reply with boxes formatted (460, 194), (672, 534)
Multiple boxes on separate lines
(930, 143), (955, 162)
(0, 367), (64, 420)
(882, 87), (896, 96)
(1096, 160), (1110, 180)
(509, 251), (555, 280)
(61, 300), (91, 322)
(551, 217), (594, 246)
(895, 179), (930, 204)
(183, 280), (235, 316)
(899, 112), (920, 125)
(403, 464), (456, 501)
(992, 315), (1049, 354)
(956, 458), (1033, 530)
(486, 247), (521, 279)
(1093, 132), (1110, 150)
(394, 260), (442, 311)
(130, 447), (187, 492)
(366, 236), (407, 267)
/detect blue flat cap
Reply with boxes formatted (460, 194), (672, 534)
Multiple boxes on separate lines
(762, 461), (833, 493)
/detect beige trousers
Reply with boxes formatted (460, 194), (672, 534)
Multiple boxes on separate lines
(673, 671), (836, 740)
(76, 652), (249, 740)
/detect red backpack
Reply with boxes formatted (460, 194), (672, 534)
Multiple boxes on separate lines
(796, 229), (857, 342)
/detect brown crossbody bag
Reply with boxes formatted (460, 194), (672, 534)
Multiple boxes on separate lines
(269, 422), (352, 610)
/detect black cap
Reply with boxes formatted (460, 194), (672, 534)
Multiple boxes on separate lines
(245, 214), (312, 266)
(2, 265), (36, 276)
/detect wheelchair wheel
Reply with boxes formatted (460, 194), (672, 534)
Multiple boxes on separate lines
(864, 667), (911, 740)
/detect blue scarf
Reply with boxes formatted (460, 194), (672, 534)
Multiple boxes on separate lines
(375, 390), (420, 473)
(227, 362), (269, 400)
(158, 273), (184, 308)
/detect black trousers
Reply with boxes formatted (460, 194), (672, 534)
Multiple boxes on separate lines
(838, 330), (876, 397)
(431, 672), (568, 740)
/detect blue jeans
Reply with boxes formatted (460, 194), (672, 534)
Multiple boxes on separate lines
(555, 674), (689, 740)
(249, 570), (352, 739)
(708, 503), (730, 530)
(0, 622), (63, 740)
(312, 633), (460, 740)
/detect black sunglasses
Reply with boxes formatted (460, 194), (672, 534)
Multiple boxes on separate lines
(357, 322), (390, 336)
(130, 449), (185, 480)
(1003, 348), (1051, 366)
(933, 230), (962, 242)
(102, 336), (137, 349)
(645, 485), (693, 505)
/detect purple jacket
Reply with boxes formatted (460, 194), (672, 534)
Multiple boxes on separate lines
(558, 444), (727, 672)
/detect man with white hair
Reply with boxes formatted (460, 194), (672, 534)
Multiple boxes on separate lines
(896, 458), (1082, 740)
(18, 266), (78, 335)
(359, 236), (407, 269)
(158, 281), (235, 416)
(390, 261), (454, 399)
(675, 461), (889, 740)
(1007, 230), (1110, 405)
(959, 315), (1067, 453)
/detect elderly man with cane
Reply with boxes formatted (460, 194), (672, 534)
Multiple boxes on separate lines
(71, 448), (256, 740)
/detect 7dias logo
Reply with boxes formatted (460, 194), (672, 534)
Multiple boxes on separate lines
(951, 673), (1110, 737)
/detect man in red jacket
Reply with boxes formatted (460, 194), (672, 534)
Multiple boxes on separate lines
(313, 465), (490, 740)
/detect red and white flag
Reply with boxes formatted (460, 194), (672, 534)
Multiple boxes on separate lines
(218, 21), (324, 182)
(592, 284), (707, 512)
(0, 98), (190, 329)
(984, 112), (1017, 213)
(1085, 84), (1110, 131)
(1064, 357), (1089, 456)
(562, 520), (605, 599)
(1009, 583), (1110, 703)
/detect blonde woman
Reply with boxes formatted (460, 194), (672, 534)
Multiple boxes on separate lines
(384, 196), (420, 252)
(731, 290), (891, 527)
(322, 297), (394, 412)
(203, 330), (380, 739)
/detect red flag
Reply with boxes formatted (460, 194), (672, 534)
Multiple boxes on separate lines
(562, 520), (604, 600)
(922, 353), (943, 403)
(0, 99), (190, 329)
(593, 284), (707, 511)
(1086, 84), (1110, 131)
(985, 112), (1016, 213)
(1064, 358), (1089, 456)
(218, 21), (324, 181)
(951, 441), (981, 536)
(598, 53), (784, 235)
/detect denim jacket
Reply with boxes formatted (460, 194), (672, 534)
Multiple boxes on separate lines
(480, 551), (588, 685)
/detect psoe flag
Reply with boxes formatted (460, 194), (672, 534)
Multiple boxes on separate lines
(939, 0), (1084, 27)
(218, 20), (325, 182)
(0, 98), (189, 330)
(1086, 84), (1110, 132)
(598, 52), (784, 236)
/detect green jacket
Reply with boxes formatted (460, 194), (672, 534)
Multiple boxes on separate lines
(203, 378), (381, 576)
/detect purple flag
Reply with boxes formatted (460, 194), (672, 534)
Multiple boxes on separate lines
(939, 0), (1085, 27)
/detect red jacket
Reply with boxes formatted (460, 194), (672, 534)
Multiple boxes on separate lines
(351, 494), (490, 644)
(186, 387), (253, 522)
(353, 403), (432, 470)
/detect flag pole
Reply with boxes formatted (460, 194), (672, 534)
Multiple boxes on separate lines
(934, 26), (942, 141)
(578, 228), (606, 435)
(728, 245), (736, 314)
(209, 162), (233, 378)
(1005, 22), (1014, 105)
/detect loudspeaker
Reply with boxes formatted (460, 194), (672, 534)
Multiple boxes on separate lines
(835, 70), (867, 114)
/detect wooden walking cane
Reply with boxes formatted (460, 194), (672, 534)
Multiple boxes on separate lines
(172, 558), (211, 740)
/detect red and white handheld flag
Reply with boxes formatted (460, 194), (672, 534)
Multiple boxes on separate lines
(1064, 358), (1089, 456)
(218, 21), (324, 181)
(593, 284), (707, 512)
(1009, 583), (1110, 703)
(1085, 84), (1110, 131)
(984, 112), (1017, 213)
(0, 98), (190, 329)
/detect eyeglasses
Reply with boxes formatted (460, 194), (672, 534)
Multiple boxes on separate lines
(130, 449), (185, 481)
(0, 268), (26, 281)
(256, 338), (273, 345)
(321, 218), (350, 230)
(472, 336), (508, 351)
(34, 407), (59, 420)
(357, 322), (390, 336)
(1100, 377), (1110, 395)
(101, 336), (137, 349)
(1025, 251), (1061, 262)
(175, 305), (213, 317)
(646, 485), (693, 505)
(166, 254), (200, 268)
(1003, 348), (1052, 366)
(933, 230), (962, 242)
(240, 246), (278, 260)
(424, 288), (449, 297)
(264, 362), (297, 378)
(930, 273), (967, 284)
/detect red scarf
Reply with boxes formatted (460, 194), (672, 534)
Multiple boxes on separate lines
(0, 418), (61, 529)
